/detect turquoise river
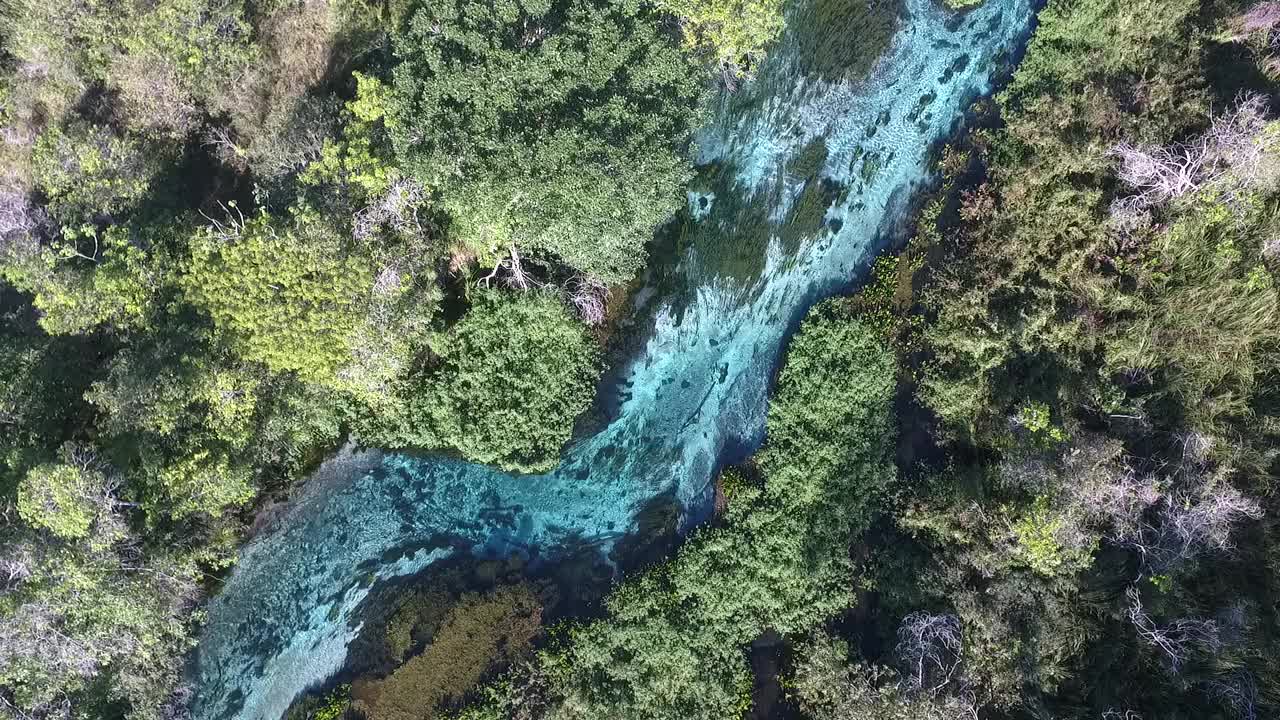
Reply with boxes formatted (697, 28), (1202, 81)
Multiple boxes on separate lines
(192, 1), (1038, 717)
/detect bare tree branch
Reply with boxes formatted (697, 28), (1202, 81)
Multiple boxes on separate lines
(568, 275), (609, 326)
(353, 178), (427, 241)
(1207, 670), (1259, 720)
(1110, 93), (1278, 211)
(895, 612), (963, 695)
(1126, 586), (1222, 673)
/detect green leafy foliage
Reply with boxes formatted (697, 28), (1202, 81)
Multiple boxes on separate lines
(143, 445), (256, 521)
(791, 631), (979, 720)
(87, 342), (265, 521)
(1098, 192), (1280, 429)
(16, 461), (101, 540)
(0, 446), (202, 719)
(757, 304), (897, 510)
(875, 0), (1280, 716)
(300, 73), (401, 203)
(30, 226), (163, 336)
(0, 0), (122, 132)
(389, 0), (706, 282)
(0, 330), (100, 474)
(1009, 495), (1094, 577)
(285, 684), (354, 720)
(3, 0), (1277, 717)
(0, 1), (427, 717)
(791, 0), (902, 82)
(181, 210), (374, 381)
(113, 0), (256, 136)
(462, 302), (896, 720)
(656, 0), (785, 67)
(917, 0), (1211, 438)
(31, 122), (161, 224)
(383, 292), (601, 473)
(0, 534), (202, 720)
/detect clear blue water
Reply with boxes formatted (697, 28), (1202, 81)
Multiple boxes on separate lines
(192, 2), (1035, 717)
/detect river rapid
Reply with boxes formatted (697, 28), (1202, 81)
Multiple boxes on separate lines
(192, 1), (1036, 717)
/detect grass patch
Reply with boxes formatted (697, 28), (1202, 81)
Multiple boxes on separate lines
(792, 0), (904, 82)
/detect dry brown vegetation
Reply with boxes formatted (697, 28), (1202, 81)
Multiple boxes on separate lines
(352, 584), (543, 720)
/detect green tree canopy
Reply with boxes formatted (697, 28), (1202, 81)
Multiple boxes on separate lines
(0, 506), (201, 718)
(656, 0), (785, 67)
(460, 303), (897, 720)
(181, 210), (374, 381)
(16, 461), (102, 540)
(398, 291), (601, 474)
(389, 0), (705, 283)
(31, 122), (162, 225)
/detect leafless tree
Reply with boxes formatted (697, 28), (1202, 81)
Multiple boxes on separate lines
(1056, 431), (1264, 575)
(1, 123), (35, 148)
(517, 18), (549, 48)
(568, 275), (610, 326)
(199, 200), (249, 245)
(721, 62), (741, 93)
(1207, 670), (1259, 720)
(1110, 140), (1207, 209)
(1212, 599), (1254, 649)
(0, 601), (101, 681)
(1263, 234), (1280, 260)
(202, 125), (245, 170)
(372, 265), (404, 300)
(1, 691), (51, 720)
(1077, 467), (1163, 546)
(1239, 1), (1280, 37)
(1148, 482), (1264, 569)
(1093, 467), (1262, 573)
(1174, 430), (1214, 467)
(478, 244), (544, 291)
(353, 178), (427, 241)
(509, 245), (536, 290)
(1203, 93), (1280, 190)
(0, 190), (48, 260)
(0, 541), (35, 593)
(895, 612), (963, 695)
(1110, 93), (1278, 210)
(1229, 0), (1280, 69)
(1126, 586), (1222, 673)
(994, 453), (1056, 493)
(15, 57), (50, 81)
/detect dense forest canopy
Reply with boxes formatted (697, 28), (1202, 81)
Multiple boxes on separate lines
(1, 0), (1279, 719)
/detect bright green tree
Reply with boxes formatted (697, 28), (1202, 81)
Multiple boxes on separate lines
(397, 292), (601, 474)
(389, 0), (705, 283)
(0, 517), (201, 719)
(181, 210), (374, 381)
(139, 444), (255, 521)
(16, 461), (101, 540)
(30, 122), (162, 224)
(300, 72), (401, 204)
(28, 226), (163, 336)
(657, 0), (785, 67)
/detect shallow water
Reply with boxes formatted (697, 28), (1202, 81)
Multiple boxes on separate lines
(191, 2), (1036, 718)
